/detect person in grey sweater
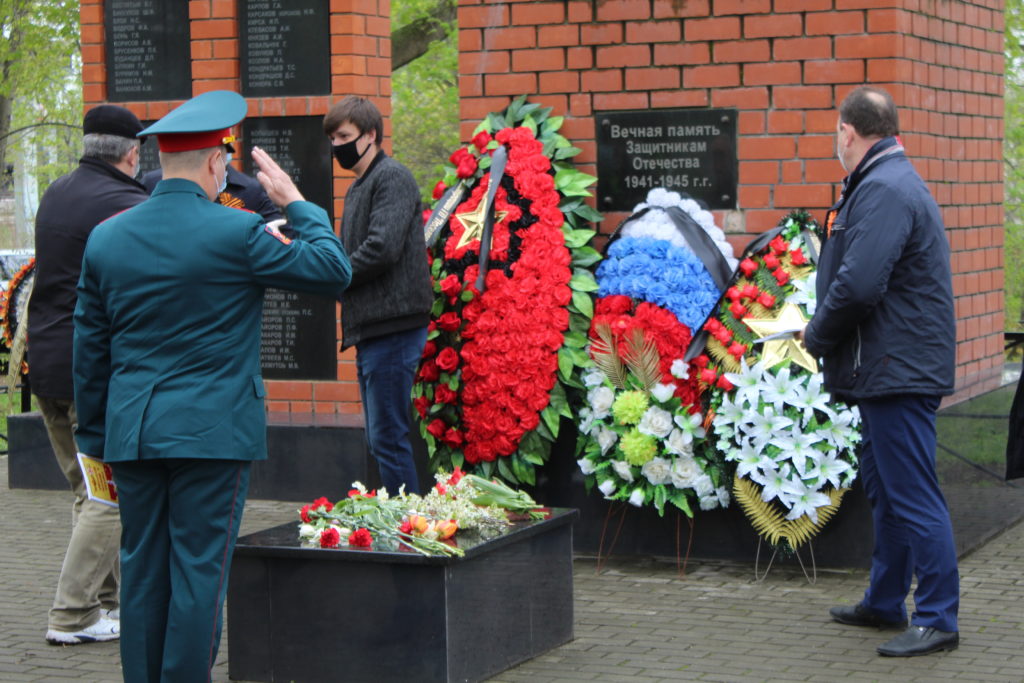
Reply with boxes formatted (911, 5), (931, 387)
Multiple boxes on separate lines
(324, 96), (432, 494)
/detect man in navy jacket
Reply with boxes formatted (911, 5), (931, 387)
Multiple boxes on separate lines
(801, 86), (959, 657)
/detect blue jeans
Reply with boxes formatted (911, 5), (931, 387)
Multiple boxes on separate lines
(858, 395), (959, 632)
(356, 326), (427, 495)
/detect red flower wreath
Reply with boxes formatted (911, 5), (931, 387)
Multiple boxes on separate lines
(414, 98), (600, 485)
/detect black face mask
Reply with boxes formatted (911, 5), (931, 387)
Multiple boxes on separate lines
(332, 136), (369, 170)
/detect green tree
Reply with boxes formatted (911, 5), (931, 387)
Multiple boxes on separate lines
(0, 0), (81, 197)
(1006, 2), (1023, 330)
(390, 0), (459, 202)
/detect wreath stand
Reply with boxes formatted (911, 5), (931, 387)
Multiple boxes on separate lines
(595, 503), (696, 577)
(753, 537), (818, 584)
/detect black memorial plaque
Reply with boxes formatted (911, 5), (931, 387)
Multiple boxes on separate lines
(596, 108), (738, 211)
(243, 116), (336, 381)
(105, 0), (191, 102)
(240, 0), (330, 97)
(137, 121), (160, 178)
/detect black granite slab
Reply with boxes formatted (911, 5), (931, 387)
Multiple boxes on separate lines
(228, 510), (577, 682)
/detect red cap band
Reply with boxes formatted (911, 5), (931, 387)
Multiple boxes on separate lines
(156, 128), (236, 153)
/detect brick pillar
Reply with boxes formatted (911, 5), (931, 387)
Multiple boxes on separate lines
(79, 0), (393, 414)
(458, 0), (1005, 401)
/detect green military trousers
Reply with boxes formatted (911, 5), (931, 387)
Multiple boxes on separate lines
(111, 458), (250, 683)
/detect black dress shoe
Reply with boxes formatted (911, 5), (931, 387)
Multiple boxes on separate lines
(877, 625), (959, 657)
(830, 603), (907, 630)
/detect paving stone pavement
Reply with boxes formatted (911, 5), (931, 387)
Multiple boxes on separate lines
(2, 455), (1022, 682)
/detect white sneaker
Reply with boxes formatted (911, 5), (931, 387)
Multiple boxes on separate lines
(45, 616), (120, 645)
(101, 607), (120, 621)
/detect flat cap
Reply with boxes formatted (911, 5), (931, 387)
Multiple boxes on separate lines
(83, 105), (145, 142)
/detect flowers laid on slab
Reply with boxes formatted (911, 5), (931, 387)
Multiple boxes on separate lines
(297, 469), (546, 557)
(0, 257), (35, 375)
(576, 190), (734, 516)
(414, 96), (600, 486)
(698, 211), (862, 549)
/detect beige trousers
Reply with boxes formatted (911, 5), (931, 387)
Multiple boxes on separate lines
(37, 396), (120, 631)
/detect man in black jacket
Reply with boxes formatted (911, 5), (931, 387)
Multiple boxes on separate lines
(29, 105), (149, 645)
(325, 96), (432, 494)
(801, 87), (959, 657)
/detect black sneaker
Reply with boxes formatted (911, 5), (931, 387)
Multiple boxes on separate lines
(829, 603), (907, 630)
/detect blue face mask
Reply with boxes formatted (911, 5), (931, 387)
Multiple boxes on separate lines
(217, 151), (232, 195)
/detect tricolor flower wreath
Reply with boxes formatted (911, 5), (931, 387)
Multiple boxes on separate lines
(413, 97), (600, 485)
(698, 211), (862, 549)
(576, 190), (736, 516)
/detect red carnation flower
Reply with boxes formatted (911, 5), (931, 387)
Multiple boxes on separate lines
(472, 131), (492, 151)
(716, 374), (735, 391)
(300, 504), (313, 523)
(726, 286), (742, 302)
(769, 235), (789, 255)
(741, 284), (759, 300)
(448, 467), (464, 485)
(426, 419), (447, 439)
(436, 347), (460, 372)
(439, 274), (462, 298)
(434, 483), (447, 496)
(432, 181), (446, 200)
(437, 312), (461, 332)
(757, 293), (776, 308)
(727, 342), (747, 358)
(312, 497), (333, 512)
(739, 258), (758, 277)
(699, 368), (718, 384)
(399, 519), (413, 534)
(729, 302), (747, 318)
(320, 527), (340, 548)
(694, 354), (710, 368)
(348, 528), (373, 548)
(790, 249), (807, 266)
(421, 340), (437, 358)
(773, 268), (790, 285)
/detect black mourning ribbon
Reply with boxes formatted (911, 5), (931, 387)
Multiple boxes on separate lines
(681, 224), (820, 362)
(474, 144), (508, 294)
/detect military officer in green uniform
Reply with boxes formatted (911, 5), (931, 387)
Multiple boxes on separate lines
(72, 90), (351, 682)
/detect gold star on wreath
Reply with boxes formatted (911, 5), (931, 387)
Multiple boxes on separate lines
(454, 179), (508, 250)
(744, 302), (819, 374)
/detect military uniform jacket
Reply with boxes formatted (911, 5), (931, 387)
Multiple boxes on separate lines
(73, 178), (351, 462)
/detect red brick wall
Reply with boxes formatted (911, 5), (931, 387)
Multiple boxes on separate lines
(80, 0), (394, 414)
(458, 0), (1005, 401)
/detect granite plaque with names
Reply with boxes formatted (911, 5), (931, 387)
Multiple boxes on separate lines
(243, 116), (337, 380)
(105, 0), (191, 102)
(596, 108), (738, 211)
(137, 121), (160, 178)
(240, 0), (330, 97)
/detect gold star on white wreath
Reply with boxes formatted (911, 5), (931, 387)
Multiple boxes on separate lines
(453, 179), (508, 250)
(744, 302), (819, 374)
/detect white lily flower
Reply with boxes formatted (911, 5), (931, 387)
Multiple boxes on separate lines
(783, 427), (824, 476)
(761, 366), (802, 413)
(729, 440), (763, 479)
(782, 479), (833, 523)
(791, 373), (833, 423)
(665, 428), (695, 456)
(786, 272), (817, 315)
(673, 411), (706, 441)
(747, 406), (795, 451)
(816, 454), (854, 490)
(758, 466), (791, 504)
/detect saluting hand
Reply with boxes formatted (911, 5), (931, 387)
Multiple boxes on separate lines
(252, 146), (304, 208)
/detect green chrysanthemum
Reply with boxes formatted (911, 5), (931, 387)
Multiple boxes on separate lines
(612, 390), (648, 426)
(620, 428), (657, 466)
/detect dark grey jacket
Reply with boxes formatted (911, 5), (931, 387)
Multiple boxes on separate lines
(803, 137), (955, 402)
(339, 151), (431, 349)
(28, 157), (149, 399)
